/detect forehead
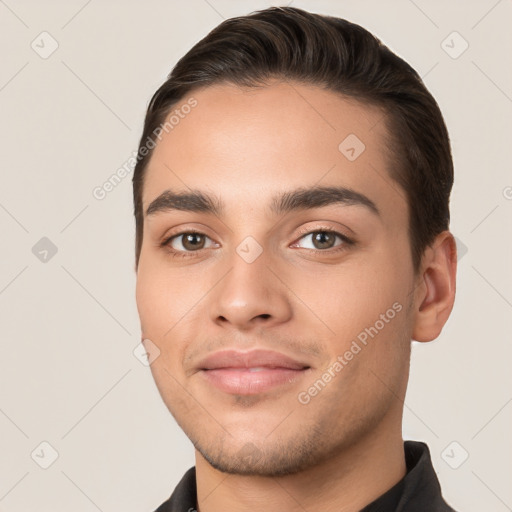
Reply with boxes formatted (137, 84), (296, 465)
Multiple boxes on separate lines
(142, 81), (406, 225)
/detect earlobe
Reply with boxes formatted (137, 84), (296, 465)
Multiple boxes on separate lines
(412, 231), (457, 343)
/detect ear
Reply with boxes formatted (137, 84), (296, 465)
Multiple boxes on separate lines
(411, 231), (457, 342)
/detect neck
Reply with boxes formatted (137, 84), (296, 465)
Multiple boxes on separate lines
(194, 418), (406, 512)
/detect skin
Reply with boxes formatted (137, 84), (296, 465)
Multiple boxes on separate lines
(135, 81), (457, 512)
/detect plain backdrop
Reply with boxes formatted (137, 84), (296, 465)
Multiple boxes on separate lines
(1, 1), (511, 511)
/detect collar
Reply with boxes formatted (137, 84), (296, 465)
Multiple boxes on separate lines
(154, 440), (457, 511)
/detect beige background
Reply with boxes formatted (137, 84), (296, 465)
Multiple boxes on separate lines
(1, 0), (511, 510)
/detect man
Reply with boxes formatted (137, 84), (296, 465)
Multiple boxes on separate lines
(132, 6), (458, 511)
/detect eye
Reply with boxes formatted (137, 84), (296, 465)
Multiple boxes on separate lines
(160, 227), (354, 259)
(292, 229), (353, 251)
(163, 231), (217, 252)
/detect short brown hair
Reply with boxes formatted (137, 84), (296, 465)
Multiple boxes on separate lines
(132, 6), (453, 272)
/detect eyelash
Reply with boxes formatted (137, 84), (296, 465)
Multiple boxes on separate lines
(160, 227), (355, 259)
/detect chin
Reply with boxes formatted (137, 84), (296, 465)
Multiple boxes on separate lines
(194, 434), (332, 477)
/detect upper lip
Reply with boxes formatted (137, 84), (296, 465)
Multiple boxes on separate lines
(197, 349), (311, 371)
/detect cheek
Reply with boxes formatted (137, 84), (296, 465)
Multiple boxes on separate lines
(293, 259), (407, 342)
(135, 260), (178, 339)
(135, 258), (190, 332)
(135, 266), (159, 334)
(135, 262), (203, 377)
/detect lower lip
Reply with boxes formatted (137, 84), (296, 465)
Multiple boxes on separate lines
(200, 367), (309, 395)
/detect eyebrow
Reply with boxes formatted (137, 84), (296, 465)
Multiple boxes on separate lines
(145, 185), (380, 218)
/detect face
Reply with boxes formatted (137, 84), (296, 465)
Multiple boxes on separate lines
(135, 81), (417, 476)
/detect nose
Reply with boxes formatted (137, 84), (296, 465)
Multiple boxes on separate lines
(209, 250), (293, 331)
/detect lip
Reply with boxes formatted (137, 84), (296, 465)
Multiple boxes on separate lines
(197, 349), (311, 395)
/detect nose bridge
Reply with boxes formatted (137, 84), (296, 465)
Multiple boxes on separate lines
(209, 238), (291, 329)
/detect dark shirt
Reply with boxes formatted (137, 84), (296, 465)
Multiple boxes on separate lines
(153, 440), (457, 511)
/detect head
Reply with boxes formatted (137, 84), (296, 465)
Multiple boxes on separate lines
(133, 7), (457, 476)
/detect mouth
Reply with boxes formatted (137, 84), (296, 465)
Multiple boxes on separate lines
(196, 349), (312, 395)
(200, 366), (311, 395)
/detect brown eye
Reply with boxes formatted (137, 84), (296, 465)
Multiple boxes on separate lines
(166, 232), (214, 252)
(295, 230), (348, 251)
(311, 231), (336, 249)
(182, 233), (205, 250)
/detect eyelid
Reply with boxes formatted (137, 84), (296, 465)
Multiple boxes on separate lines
(293, 224), (353, 240)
